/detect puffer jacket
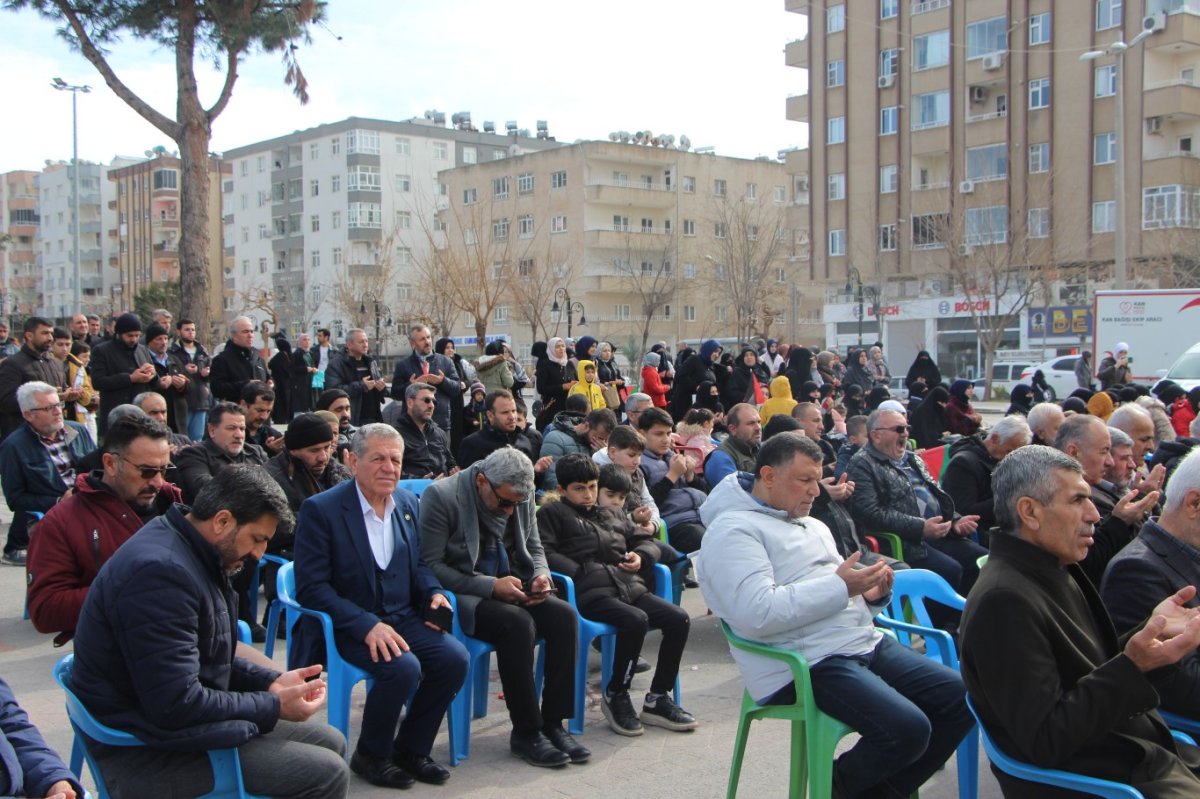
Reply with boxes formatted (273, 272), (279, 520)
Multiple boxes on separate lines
(0, 676), (81, 799)
(1148, 437), (1199, 482)
(567, 359), (607, 410)
(697, 472), (886, 702)
(759, 376), (798, 424)
(475, 353), (514, 394)
(940, 433), (998, 530)
(640, 449), (706, 528)
(846, 443), (960, 561)
(538, 411), (588, 491)
(537, 498), (659, 608)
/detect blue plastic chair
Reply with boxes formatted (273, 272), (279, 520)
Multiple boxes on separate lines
(53, 654), (268, 799)
(397, 478), (434, 497)
(1158, 710), (1200, 739)
(275, 561), (373, 745)
(259, 553), (290, 658)
(552, 562), (680, 735)
(884, 568), (967, 667)
(966, 694), (1146, 798)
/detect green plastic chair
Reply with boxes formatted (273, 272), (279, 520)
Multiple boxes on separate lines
(876, 531), (905, 561)
(719, 620), (854, 799)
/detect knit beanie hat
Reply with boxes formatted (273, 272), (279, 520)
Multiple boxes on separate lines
(285, 412), (336, 450)
(143, 322), (169, 343)
(114, 313), (142, 335)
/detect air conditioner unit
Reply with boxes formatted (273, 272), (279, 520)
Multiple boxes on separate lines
(958, 244), (974, 256)
(969, 86), (988, 104)
(1144, 12), (1167, 33)
(877, 74), (895, 89)
(1147, 116), (1163, 134)
(959, 180), (976, 194)
(983, 53), (1004, 71)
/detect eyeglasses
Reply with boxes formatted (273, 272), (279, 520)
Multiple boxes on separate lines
(882, 425), (911, 435)
(120, 458), (170, 479)
(31, 402), (65, 413)
(485, 477), (523, 509)
(415, 397), (436, 404)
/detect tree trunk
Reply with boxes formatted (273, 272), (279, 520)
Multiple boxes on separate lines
(177, 116), (212, 341)
(474, 320), (488, 356)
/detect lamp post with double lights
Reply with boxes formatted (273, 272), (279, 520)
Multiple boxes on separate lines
(52, 78), (90, 316)
(551, 287), (586, 340)
(845, 265), (880, 347)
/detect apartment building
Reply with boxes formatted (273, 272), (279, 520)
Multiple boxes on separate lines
(784, 0), (1200, 378)
(435, 140), (811, 361)
(0, 171), (41, 319)
(221, 114), (560, 352)
(107, 154), (228, 334)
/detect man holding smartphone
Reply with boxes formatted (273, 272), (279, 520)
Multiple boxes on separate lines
(419, 446), (588, 768)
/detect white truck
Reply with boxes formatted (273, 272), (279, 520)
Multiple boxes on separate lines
(1092, 289), (1200, 382)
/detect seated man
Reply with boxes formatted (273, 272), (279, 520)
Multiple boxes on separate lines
(26, 414), (179, 644)
(847, 408), (986, 596)
(637, 407), (708, 554)
(174, 402), (267, 504)
(0, 381), (96, 566)
(240, 380), (284, 455)
(704, 403), (761, 487)
(70, 466), (349, 799)
(1027, 402), (1066, 448)
(315, 388), (356, 463)
(133, 391), (192, 451)
(790, 402), (838, 472)
(539, 406), (617, 490)
(292, 423), (468, 789)
(419, 446), (585, 767)
(698, 432), (974, 798)
(458, 389), (552, 476)
(1054, 414), (1159, 585)
(623, 392), (653, 429)
(941, 415), (1031, 534)
(962, 445), (1200, 796)
(393, 382), (458, 479)
(0, 675), (82, 799)
(1106, 427), (1139, 493)
(1102, 447), (1200, 719)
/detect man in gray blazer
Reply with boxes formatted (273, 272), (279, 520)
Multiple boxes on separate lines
(418, 446), (586, 768)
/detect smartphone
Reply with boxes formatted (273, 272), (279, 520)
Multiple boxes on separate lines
(422, 603), (453, 632)
(522, 578), (553, 598)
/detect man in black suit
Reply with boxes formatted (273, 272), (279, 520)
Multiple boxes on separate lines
(390, 325), (462, 434)
(292, 423), (468, 790)
(1102, 447), (1200, 719)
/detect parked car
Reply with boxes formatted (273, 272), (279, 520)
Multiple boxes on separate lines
(1154, 342), (1200, 394)
(989, 362), (1032, 398)
(887, 376), (909, 400)
(1019, 356), (1082, 402)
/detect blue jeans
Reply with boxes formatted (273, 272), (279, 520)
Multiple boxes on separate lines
(186, 410), (208, 443)
(806, 636), (972, 798)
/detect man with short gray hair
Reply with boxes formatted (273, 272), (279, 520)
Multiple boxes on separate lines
(325, 328), (387, 426)
(1027, 401), (1066, 447)
(942, 415), (1031, 532)
(419, 446), (585, 768)
(209, 316), (268, 404)
(1110, 404), (1167, 497)
(962, 445), (1200, 796)
(390, 324), (462, 433)
(623, 392), (653, 428)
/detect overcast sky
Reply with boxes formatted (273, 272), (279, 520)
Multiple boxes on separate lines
(0, 1), (810, 174)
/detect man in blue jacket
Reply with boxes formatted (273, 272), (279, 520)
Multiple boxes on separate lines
(292, 423), (468, 790)
(0, 676), (81, 798)
(71, 466), (349, 799)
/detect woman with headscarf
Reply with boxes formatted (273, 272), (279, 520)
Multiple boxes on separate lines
(785, 346), (816, 399)
(842, 348), (876, 394)
(905, 350), (942, 394)
(1005, 384), (1036, 416)
(815, 350), (838, 386)
(574, 335), (598, 366)
(842, 383), (866, 418)
(475, 340), (515, 395)
(723, 348), (768, 409)
(714, 350), (736, 403)
(867, 346), (891, 386)
(763, 339), (785, 376)
(1075, 349), (1095, 389)
(1087, 391), (1115, 421)
(945, 379), (982, 436)
(1062, 397), (1089, 415)
(268, 335), (293, 424)
(594, 341), (626, 413)
(640, 351), (669, 408)
(694, 380), (723, 415)
(1030, 369), (1051, 403)
(536, 336), (576, 429)
(909, 385), (951, 449)
(865, 386), (892, 412)
(436, 337), (470, 452)
(907, 381), (929, 415)
(671, 339), (721, 421)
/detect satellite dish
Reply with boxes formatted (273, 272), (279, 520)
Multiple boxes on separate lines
(609, 132), (619, 141)
(679, 135), (691, 151)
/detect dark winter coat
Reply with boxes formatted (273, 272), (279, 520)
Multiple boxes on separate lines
(208, 340), (268, 404)
(168, 339), (212, 413)
(395, 410), (457, 479)
(940, 434), (998, 530)
(0, 421), (95, 548)
(909, 386), (950, 449)
(173, 439), (267, 504)
(88, 338), (156, 436)
(263, 451), (350, 551)
(0, 676), (82, 798)
(0, 344), (67, 436)
(325, 349), (385, 426)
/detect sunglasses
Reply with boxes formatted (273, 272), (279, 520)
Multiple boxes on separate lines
(882, 425), (911, 435)
(485, 477), (523, 508)
(121, 458), (170, 479)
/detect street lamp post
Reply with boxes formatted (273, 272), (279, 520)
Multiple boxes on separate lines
(845, 265), (881, 348)
(551, 288), (586, 340)
(1081, 27), (1156, 290)
(359, 291), (392, 358)
(52, 78), (90, 316)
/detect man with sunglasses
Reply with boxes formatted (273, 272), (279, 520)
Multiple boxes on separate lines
(393, 382), (458, 479)
(0, 381), (96, 567)
(25, 413), (178, 644)
(847, 408), (987, 604)
(419, 446), (586, 768)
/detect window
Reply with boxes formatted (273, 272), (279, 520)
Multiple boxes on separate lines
(493, 218), (509, 239)
(613, 304), (631, 321)
(913, 30), (950, 70)
(684, 305), (697, 322)
(395, 210), (411, 229)
(1096, 0), (1122, 31)
(613, 215), (629, 231)
(828, 116), (846, 144)
(828, 173), (846, 201)
(1095, 64), (1117, 98)
(1028, 142), (1051, 173)
(880, 106), (898, 135)
(432, 141), (447, 160)
(347, 203), (382, 228)
(464, 228), (477, 245)
(310, 250), (320, 268)
(1094, 132), (1117, 165)
(310, 214), (320, 233)
(713, 178), (727, 196)
(912, 214), (946, 248)
(880, 165), (898, 193)
(517, 173), (534, 194)
(551, 215), (567, 233)
(346, 129), (380, 155)
(152, 169), (177, 190)
(492, 149), (506, 161)
(240, 160), (248, 177)
(966, 143), (1008, 181)
(683, 219), (696, 236)
(714, 222), (729, 238)
(1029, 78), (1050, 109)
(257, 155), (265, 173)
(880, 48), (900, 78)
(395, 137), (410, 155)
(613, 171), (629, 186)
(331, 174), (340, 192)
(746, 182), (758, 200)
(914, 91), (950, 129)
(462, 146), (477, 164)
(827, 3), (845, 33)
(332, 247), (342, 265)
(1029, 13), (1051, 45)
(774, 185), (787, 202)
(880, 224), (897, 251)
(966, 16), (1007, 59)
(1028, 208), (1050, 238)
(310, 179), (319, 197)
(715, 306), (728, 323)
(1093, 200), (1116, 232)
(331, 211), (340, 230)
(517, 258), (534, 278)
(518, 214), (534, 238)
(965, 206), (1008, 245)
(240, 193), (248, 210)
(829, 229), (846, 256)
(1143, 185), (1200, 229)
(881, 0), (898, 19)
(259, 257), (268, 273)
(331, 137), (340, 155)
(682, 175), (695, 193)
(551, 170), (567, 189)
(463, 187), (478, 204)
(492, 176), (510, 199)
(494, 306), (509, 324)
(258, 222), (268, 240)
(827, 59), (845, 87)
(394, 174), (411, 193)
(712, 262), (726, 280)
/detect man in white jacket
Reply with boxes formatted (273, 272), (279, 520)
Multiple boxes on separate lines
(697, 432), (973, 799)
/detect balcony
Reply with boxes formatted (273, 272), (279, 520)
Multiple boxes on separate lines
(80, 276), (103, 290)
(583, 181), (676, 207)
(1144, 79), (1200, 120)
(583, 226), (673, 250)
(784, 0), (807, 13)
(785, 38), (809, 69)
(911, 0), (949, 13)
(1146, 12), (1200, 52)
(152, 242), (179, 256)
(348, 263), (382, 280)
(1143, 153), (1200, 186)
(786, 93), (810, 123)
(69, 221), (102, 235)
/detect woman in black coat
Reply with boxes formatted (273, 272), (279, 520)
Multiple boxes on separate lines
(785, 346), (816, 399)
(671, 339), (721, 421)
(268, 336), (292, 424)
(722, 349), (767, 409)
(436, 337), (470, 452)
(536, 336), (575, 429)
(842, 348), (876, 394)
(905, 350), (942, 394)
(909, 385), (950, 448)
(1005, 384), (1036, 416)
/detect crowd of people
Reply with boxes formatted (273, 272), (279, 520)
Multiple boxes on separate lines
(6, 317), (1200, 798)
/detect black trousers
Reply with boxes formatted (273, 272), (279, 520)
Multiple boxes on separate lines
(668, 522), (705, 555)
(469, 596), (578, 735)
(583, 592), (689, 696)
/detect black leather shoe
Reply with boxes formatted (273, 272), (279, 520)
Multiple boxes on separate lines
(510, 730), (570, 767)
(393, 748), (449, 785)
(351, 749), (415, 790)
(633, 657), (652, 674)
(543, 724), (590, 763)
(249, 623), (267, 643)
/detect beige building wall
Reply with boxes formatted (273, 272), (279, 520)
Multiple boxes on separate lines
(0, 171), (41, 318)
